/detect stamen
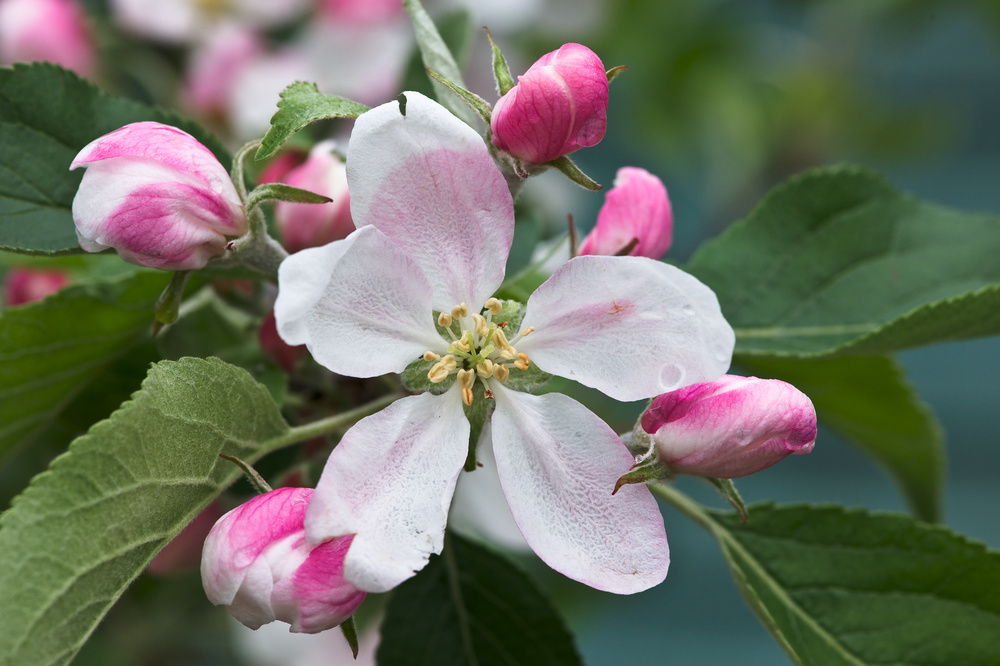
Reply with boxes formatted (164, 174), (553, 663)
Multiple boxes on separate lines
(484, 389), (495, 400)
(457, 368), (475, 389)
(492, 329), (514, 354)
(423, 351), (440, 362)
(451, 303), (469, 319)
(492, 364), (509, 383)
(462, 387), (474, 406)
(510, 325), (535, 346)
(514, 353), (530, 371)
(484, 298), (502, 315)
(472, 313), (488, 336)
(438, 312), (453, 328)
(476, 359), (494, 378)
(428, 358), (452, 382)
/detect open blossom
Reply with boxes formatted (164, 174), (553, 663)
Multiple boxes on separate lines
(201, 487), (365, 633)
(275, 92), (734, 594)
(0, 0), (95, 76)
(579, 167), (673, 259)
(641, 375), (817, 478)
(490, 43), (608, 166)
(71, 122), (246, 270)
(273, 141), (353, 254)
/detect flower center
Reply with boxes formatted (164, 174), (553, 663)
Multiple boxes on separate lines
(425, 298), (534, 406)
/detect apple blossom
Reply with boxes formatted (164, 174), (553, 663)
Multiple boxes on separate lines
(70, 122), (247, 270)
(201, 487), (365, 634)
(641, 375), (817, 478)
(490, 43), (608, 166)
(0, 0), (95, 76)
(109, 0), (310, 43)
(579, 167), (673, 259)
(273, 141), (354, 254)
(275, 92), (734, 595)
(3, 268), (70, 306)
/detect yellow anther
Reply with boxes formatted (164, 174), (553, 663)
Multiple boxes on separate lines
(492, 328), (513, 352)
(472, 313), (488, 336)
(428, 361), (451, 383)
(519, 326), (535, 337)
(462, 387), (474, 406)
(438, 312), (453, 328)
(492, 363), (510, 383)
(484, 298), (502, 315)
(451, 303), (469, 319)
(499, 348), (516, 360)
(476, 359), (494, 378)
(451, 332), (472, 353)
(514, 353), (530, 371)
(423, 351), (441, 362)
(442, 354), (457, 370)
(457, 368), (475, 389)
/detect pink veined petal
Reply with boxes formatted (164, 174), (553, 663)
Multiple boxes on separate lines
(490, 385), (669, 594)
(274, 225), (446, 377)
(517, 255), (735, 402)
(347, 91), (514, 311)
(578, 167), (673, 259)
(304, 387), (470, 593)
(71, 122), (237, 198)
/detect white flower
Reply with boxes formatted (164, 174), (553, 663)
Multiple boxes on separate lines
(275, 92), (734, 595)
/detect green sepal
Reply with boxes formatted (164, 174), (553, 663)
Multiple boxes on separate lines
(705, 477), (749, 524)
(425, 67), (493, 124)
(486, 28), (516, 95)
(462, 380), (495, 472)
(613, 460), (672, 494)
(246, 182), (333, 213)
(606, 65), (627, 84)
(502, 363), (552, 393)
(256, 82), (369, 161)
(400, 357), (456, 394)
(547, 156), (603, 191)
(340, 615), (360, 659)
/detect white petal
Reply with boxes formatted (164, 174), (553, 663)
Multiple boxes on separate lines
(275, 226), (446, 377)
(304, 388), (469, 593)
(491, 386), (669, 594)
(449, 421), (530, 552)
(518, 255), (734, 402)
(347, 91), (514, 310)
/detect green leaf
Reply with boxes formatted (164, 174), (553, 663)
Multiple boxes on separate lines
(425, 67), (493, 124)
(0, 271), (167, 462)
(0, 357), (289, 666)
(687, 165), (1000, 358)
(377, 533), (582, 666)
(486, 28), (516, 95)
(0, 63), (230, 255)
(739, 355), (944, 523)
(246, 182), (332, 212)
(255, 82), (368, 161)
(703, 502), (1000, 666)
(403, 0), (479, 126)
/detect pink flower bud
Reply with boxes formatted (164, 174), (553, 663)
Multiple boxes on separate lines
(71, 122), (247, 270)
(273, 141), (353, 254)
(3, 267), (70, 306)
(490, 43), (608, 165)
(578, 167), (673, 259)
(201, 487), (365, 634)
(641, 375), (816, 478)
(0, 0), (95, 77)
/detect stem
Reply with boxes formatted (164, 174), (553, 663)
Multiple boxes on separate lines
(649, 483), (720, 535)
(259, 392), (401, 455)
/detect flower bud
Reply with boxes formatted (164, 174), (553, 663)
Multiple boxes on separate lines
(0, 0), (95, 77)
(71, 122), (247, 270)
(273, 141), (353, 253)
(201, 487), (365, 634)
(642, 375), (816, 478)
(490, 43), (608, 166)
(579, 167), (673, 259)
(3, 267), (70, 306)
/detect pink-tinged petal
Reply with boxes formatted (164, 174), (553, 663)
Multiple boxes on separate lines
(72, 122), (236, 198)
(518, 255), (734, 402)
(348, 91), (514, 311)
(0, 0), (95, 77)
(304, 388), (469, 592)
(578, 167), (673, 259)
(643, 375), (817, 478)
(275, 141), (354, 253)
(449, 421), (530, 552)
(491, 386), (668, 594)
(286, 534), (366, 633)
(274, 226), (445, 377)
(3, 268), (70, 306)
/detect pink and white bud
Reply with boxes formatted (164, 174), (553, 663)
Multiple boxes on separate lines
(3, 267), (70, 306)
(579, 167), (673, 259)
(641, 375), (816, 478)
(0, 0), (95, 77)
(273, 142), (353, 254)
(490, 43), (608, 166)
(71, 121), (246, 270)
(201, 487), (365, 634)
